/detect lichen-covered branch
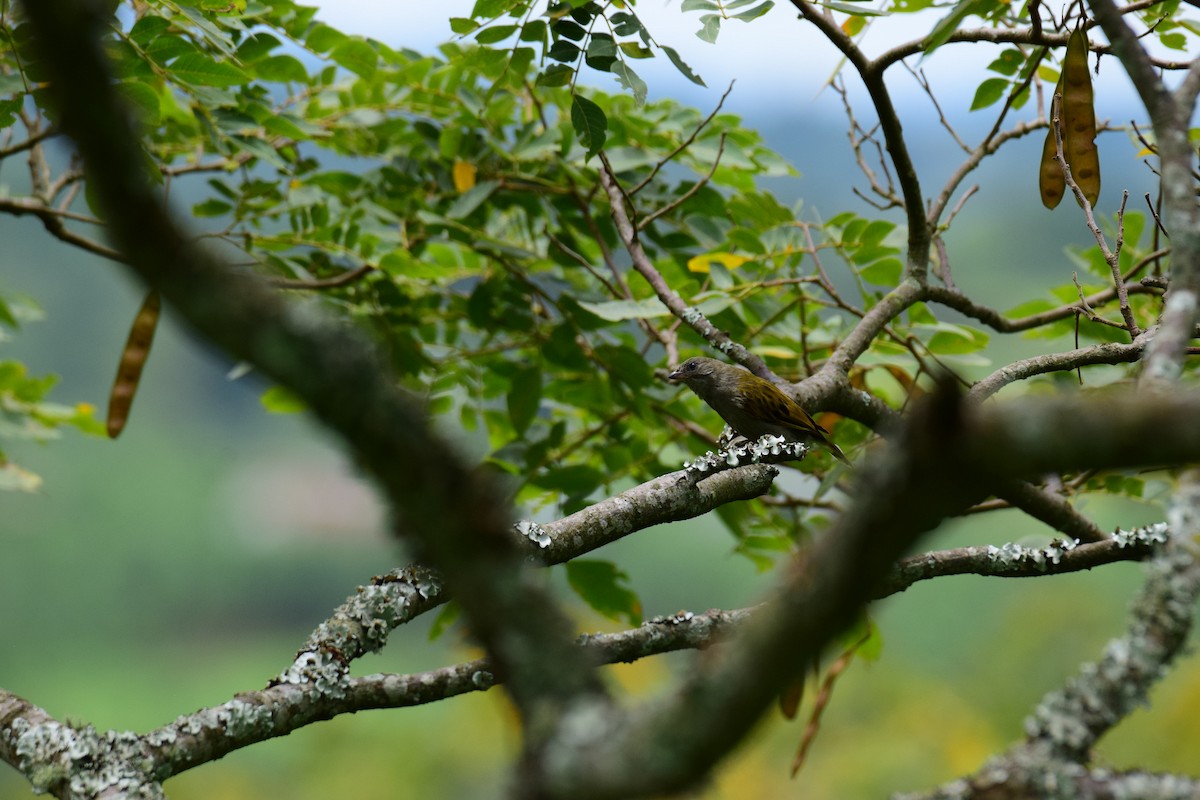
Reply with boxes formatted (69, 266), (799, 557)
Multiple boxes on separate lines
(901, 483), (1200, 799)
(130, 525), (1166, 781)
(276, 461), (780, 690)
(881, 524), (1165, 595)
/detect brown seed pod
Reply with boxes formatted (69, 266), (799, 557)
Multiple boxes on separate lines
(1062, 26), (1100, 206)
(1038, 74), (1067, 209)
(106, 290), (161, 439)
(1038, 27), (1100, 209)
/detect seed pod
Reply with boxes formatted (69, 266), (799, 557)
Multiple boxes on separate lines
(1062, 26), (1100, 206)
(1038, 27), (1100, 209)
(106, 290), (161, 439)
(1038, 73), (1066, 209)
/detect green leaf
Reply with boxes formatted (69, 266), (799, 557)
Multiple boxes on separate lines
(476, 24), (518, 44)
(507, 362), (542, 435)
(449, 17), (479, 34)
(730, 0), (775, 21)
(169, 52), (249, 87)
(445, 179), (500, 219)
(0, 296), (17, 329)
(585, 35), (617, 72)
(331, 39), (377, 79)
(697, 14), (721, 43)
(570, 94), (607, 158)
(918, 321), (989, 354)
(611, 61), (647, 105)
(537, 62), (573, 85)
(970, 77), (1008, 111)
(923, 0), (986, 56)
(305, 23), (347, 53)
(662, 46), (706, 86)
(471, 0), (518, 17)
(552, 19), (588, 41)
(260, 385), (307, 414)
(1159, 31), (1187, 50)
(428, 601), (461, 641)
(986, 48), (1023, 76)
(533, 464), (606, 495)
(537, 64), (574, 86)
(565, 560), (643, 626)
(577, 297), (668, 321)
(618, 41), (652, 59)
(859, 258), (903, 285)
(611, 11), (646, 37)
(192, 198), (232, 217)
(548, 40), (581, 62)
(821, 2), (888, 15)
(115, 81), (160, 126)
(254, 54), (309, 83)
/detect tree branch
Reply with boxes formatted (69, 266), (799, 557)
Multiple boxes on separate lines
(597, 162), (772, 378)
(790, 0), (931, 282)
(969, 339), (1145, 400)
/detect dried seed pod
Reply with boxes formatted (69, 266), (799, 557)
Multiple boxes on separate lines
(106, 290), (161, 438)
(1062, 26), (1100, 206)
(1038, 74), (1067, 209)
(1038, 27), (1099, 209)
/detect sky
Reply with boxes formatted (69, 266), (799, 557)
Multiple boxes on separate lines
(306, 0), (1163, 117)
(310, 0), (1006, 111)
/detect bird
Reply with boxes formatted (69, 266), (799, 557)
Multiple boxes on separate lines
(667, 356), (849, 464)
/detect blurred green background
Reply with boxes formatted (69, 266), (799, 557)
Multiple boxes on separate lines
(3, 4), (1198, 798)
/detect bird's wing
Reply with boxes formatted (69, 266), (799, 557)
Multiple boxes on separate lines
(750, 382), (826, 435)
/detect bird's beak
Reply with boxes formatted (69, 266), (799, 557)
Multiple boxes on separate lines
(667, 366), (684, 383)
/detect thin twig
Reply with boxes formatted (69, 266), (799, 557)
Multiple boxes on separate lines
(629, 82), (734, 197)
(271, 264), (376, 290)
(638, 133), (726, 231)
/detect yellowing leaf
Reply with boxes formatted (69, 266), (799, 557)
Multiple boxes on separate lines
(452, 160), (477, 193)
(842, 15), (866, 36)
(687, 252), (751, 273)
(753, 346), (800, 360)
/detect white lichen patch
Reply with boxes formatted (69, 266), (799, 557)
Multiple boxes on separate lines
(1112, 523), (1170, 548)
(11, 719), (164, 799)
(516, 519), (552, 549)
(684, 434), (807, 474)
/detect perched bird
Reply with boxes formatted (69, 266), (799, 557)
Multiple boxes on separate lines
(667, 356), (848, 464)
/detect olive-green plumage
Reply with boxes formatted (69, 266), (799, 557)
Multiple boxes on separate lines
(667, 357), (848, 464)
